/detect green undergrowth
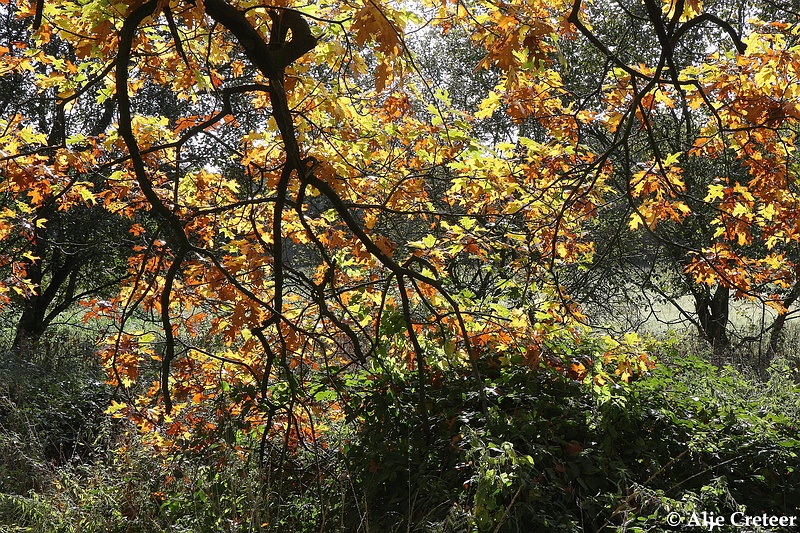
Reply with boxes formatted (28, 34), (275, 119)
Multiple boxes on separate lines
(1, 332), (799, 532)
(342, 340), (800, 532)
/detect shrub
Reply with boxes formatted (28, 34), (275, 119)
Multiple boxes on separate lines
(337, 335), (800, 532)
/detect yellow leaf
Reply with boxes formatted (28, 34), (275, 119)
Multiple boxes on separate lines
(737, 231), (750, 246)
(654, 89), (675, 108)
(764, 254), (783, 269)
(732, 203), (749, 218)
(733, 184), (754, 202)
(444, 340), (455, 357)
(759, 203), (776, 221)
(606, 111), (624, 132)
(475, 90), (502, 120)
(663, 151), (681, 166)
(766, 234), (780, 250)
(628, 212), (643, 230)
(705, 184), (725, 202)
(105, 400), (127, 415)
(623, 331), (640, 345)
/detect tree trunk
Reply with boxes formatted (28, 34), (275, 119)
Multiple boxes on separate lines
(693, 284), (730, 353)
(11, 251), (79, 353)
(767, 278), (800, 359)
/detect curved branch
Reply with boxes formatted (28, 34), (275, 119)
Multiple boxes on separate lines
(672, 14), (747, 55)
(117, 0), (192, 413)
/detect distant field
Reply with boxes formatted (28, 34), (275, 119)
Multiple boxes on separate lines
(594, 290), (800, 363)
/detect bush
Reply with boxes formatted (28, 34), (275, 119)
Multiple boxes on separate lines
(336, 336), (800, 532)
(0, 330), (112, 467)
(2, 328), (799, 532)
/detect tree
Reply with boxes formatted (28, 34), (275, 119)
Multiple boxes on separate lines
(0, 2), (136, 352)
(3, 0), (797, 469)
(542, 0), (800, 359)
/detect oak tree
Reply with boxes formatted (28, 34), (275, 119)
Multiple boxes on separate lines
(0, 0), (795, 463)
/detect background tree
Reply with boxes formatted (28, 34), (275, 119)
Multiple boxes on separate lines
(0, 2), (136, 352)
(541, 0), (800, 361)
